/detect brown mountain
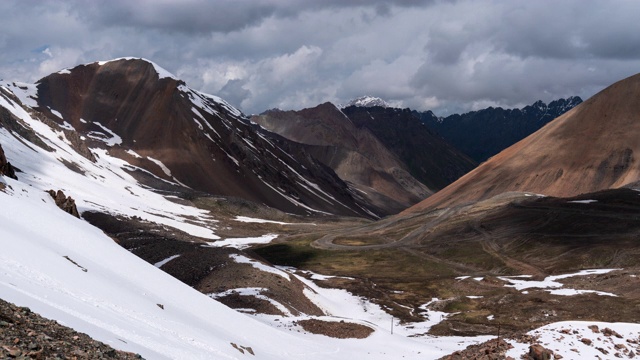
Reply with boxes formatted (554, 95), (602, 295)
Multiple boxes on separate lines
(341, 106), (477, 191)
(31, 58), (377, 217)
(408, 73), (640, 213)
(252, 103), (432, 215)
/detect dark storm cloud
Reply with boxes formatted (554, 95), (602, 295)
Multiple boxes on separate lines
(71, 0), (436, 34)
(1, 0), (640, 116)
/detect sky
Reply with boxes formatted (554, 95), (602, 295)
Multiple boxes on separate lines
(1, 0), (640, 116)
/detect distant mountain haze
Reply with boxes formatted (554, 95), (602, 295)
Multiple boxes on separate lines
(418, 97), (582, 163)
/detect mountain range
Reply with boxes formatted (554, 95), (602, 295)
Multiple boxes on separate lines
(419, 96), (583, 162)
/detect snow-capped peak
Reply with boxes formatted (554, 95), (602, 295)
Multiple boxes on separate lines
(96, 57), (178, 80)
(342, 96), (390, 108)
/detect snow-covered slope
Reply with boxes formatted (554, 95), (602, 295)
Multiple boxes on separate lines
(4, 170), (495, 359)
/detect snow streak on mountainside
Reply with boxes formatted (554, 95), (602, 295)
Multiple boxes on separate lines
(0, 82), (218, 239)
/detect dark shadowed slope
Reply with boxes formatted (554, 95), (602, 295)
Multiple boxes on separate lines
(342, 106), (477, 191)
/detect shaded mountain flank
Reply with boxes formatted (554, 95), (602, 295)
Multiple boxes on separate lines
(418, 97), (582, 163)
(341, 105), (477, 191)
(16, 58), (381, 218)
(408, 73), (640, 213)
(252, 103), (433, 215)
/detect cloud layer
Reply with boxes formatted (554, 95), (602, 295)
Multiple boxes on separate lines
(2, 0), (639, 115)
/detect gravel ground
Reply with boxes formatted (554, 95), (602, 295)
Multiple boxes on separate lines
(0, 297), (142, 359)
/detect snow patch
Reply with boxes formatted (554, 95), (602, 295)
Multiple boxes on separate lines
(204, 234), (279, 250)
(154, 254), (181, 268)
(97, 58), (177, 80)
(229, 254), (290, 280)
(147, 157), (172, 177)
(568, 199), (598, 204)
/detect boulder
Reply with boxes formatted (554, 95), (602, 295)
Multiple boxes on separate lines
(529, 344), (554, 360)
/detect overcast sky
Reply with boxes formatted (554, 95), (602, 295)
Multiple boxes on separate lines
(1, 0), (640, 116)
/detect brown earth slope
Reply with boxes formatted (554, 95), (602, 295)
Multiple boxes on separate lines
(252, 103), (432, 214)
(408, 73), (640, 212)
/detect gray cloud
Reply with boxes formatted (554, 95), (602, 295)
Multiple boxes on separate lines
(1, 0), (639, 116)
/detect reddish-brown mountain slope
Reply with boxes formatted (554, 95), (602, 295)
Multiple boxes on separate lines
(32, 58), (377, 217)
(252, 103), (432, 214)
(408, 73), (640, 213)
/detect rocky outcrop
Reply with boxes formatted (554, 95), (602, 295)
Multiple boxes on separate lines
(0, 143), (17, 180)
(47, 190), (80, 218)
(440, 338), (513, 359)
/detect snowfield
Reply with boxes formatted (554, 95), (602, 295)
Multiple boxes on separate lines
(0, 171), (456, 359)
(506, 321), (640, 359)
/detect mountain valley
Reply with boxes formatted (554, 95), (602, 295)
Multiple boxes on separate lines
(1, 59), (639, 360)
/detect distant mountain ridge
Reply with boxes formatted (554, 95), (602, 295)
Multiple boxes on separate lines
(340, 105), (477, 191)
(418, 97), (582, 162)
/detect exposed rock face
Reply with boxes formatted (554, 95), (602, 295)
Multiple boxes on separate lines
(440, 338), (513, 359)
(252, 103), (433, 214)
(409, 73), (640, 212)
(30, 58), (376, 218)
(420, 97), (582, 162)
(342, 106), (477, 191)
(0, 143), (17, 180)
(47, 190), (80, 218)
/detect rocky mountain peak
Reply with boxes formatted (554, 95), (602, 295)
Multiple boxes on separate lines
(10, 58), (379, 218)
(342, 96), (390, 108)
